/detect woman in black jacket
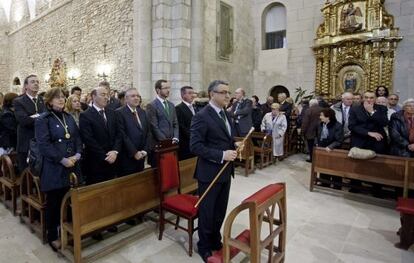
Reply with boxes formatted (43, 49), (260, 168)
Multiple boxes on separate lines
(389, 98), (414, 158)
(0, 93), (18, 154)
(317, 108), (344, 189)
(35, 88), (82, 252)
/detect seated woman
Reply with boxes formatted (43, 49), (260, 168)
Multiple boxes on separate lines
(65, 94), (82, 127)
(317, 108), (344, 189)
(389, 98), (414, 158)
(261, 103), (287, 161)
(0, 93), (18, 155)
(35, 88), (82, 252)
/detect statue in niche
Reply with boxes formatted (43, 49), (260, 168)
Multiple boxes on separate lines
(344, 72), (357, 91)
(340, 3), (363, 33)
(49, 58), (67, 88)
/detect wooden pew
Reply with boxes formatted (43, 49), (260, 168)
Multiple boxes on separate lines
(252, 132), (273, 169)
(310, 147), (414, 197)
(208, 183), (287, 263)
(234, 137), (255, 176)
(60, 157), (198, 263)
(0, 154), (20, 215)
(19, 168), (47, 243)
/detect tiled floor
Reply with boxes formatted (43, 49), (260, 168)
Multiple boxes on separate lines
(0, 154), (413, 262)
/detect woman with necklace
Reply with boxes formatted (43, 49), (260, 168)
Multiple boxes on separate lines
(35, 88), (82, 252)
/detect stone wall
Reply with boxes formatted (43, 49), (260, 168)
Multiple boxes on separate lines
(202, 0), (255, 95)
(251, 0), (414, 102)
(389, 0), (414, 100)
(252, 0), (324, 101)
(2, 0), (133, 94)
(0, 13), (9, 92)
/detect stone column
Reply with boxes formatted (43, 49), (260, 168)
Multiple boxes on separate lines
(133, 0), (153, 102)
(190, 0), (204, 91)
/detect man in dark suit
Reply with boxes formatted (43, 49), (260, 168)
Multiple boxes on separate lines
(146, 79), (179, 166)
(301, 99), (323, 162)
(13, 74), (46, 173)
(175, 86), (196, 160)
(116, 88), (150, 176)
(230, 88), (252, 137)
(348, 91), (388, 194)
(98, 81), (121, 111)
(278, 92), (293, 126)
(190, 80), (238, 262)
(79, 85), (122, 185)
(349, 91), (388, 154)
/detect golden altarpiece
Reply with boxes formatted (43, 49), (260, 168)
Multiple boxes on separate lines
(313, 0), (402, 99)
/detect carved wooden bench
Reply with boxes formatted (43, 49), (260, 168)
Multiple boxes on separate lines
(0, 153), (20, 215)
(234, 137), (255, 176)
(60, 157), (198, 263)
(252, 132), (273, 169)
(19, 168), (47, 243)
(310, 147), (414, 197)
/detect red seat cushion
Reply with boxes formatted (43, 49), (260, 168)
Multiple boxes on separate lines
(242, 183), (284, 205)
(397, 198), (414, 215)
(207, 230), (250, 263)
(163, 194), (198, 217)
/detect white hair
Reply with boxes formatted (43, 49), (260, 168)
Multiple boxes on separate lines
(309, 99), (319, 106)
(341, 92), (353, 99)
(403, 98), (414, 107)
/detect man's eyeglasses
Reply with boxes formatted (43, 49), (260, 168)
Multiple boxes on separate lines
(213, 90), (231, 95)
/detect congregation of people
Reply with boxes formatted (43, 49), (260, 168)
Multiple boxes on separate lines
(0, 75), (413, 255)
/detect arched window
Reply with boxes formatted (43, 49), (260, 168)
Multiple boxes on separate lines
(263, 3), (286, 50)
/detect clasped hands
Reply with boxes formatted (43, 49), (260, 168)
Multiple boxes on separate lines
(60, 153), (81, 168)
(134, 150), (147, 160)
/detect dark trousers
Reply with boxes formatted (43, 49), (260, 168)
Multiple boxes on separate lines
(307, 139), (315, 161)
(17, 152), (28, 174)
(197, 180), (231, 255)
(45, 187), (69, 242)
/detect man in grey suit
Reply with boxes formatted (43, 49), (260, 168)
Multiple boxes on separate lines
(146, 79), (179, 166)
(230, 88), (253, 136)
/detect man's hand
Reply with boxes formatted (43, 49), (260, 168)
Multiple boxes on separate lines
(325, 147), (332, 152)
(105, 151), (118, 164)
(367, 132), (383, 141)
(134, 151), (143, 160)
(408, 144), (414, 152)
(172, 138), (179, 144)
(364, 101), (374, 114)
(223, 150), (237, 161)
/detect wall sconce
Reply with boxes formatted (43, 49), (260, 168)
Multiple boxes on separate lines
(67, 52), (81, 84)
(68, 68), (81, 84)
(97, 44), (111, 80)
(44, 73), (50, 84)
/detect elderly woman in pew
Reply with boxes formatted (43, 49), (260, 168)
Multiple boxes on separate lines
(35, 88), (82, 252)
(261, 103), (288, 161)
(389, 98), (414, 158)
(317, 108), (344, 189)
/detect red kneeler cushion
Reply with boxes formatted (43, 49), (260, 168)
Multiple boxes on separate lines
(242, 183), (284, 205)
(163, 194), (198, 217)
(397, 198), (414, 215)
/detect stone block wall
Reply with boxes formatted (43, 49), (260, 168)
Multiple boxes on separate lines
(202, 0), (255, 95)
(2, 0), (133, 94)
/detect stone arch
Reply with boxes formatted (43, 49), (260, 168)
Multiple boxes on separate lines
(261, 2), (287, 50)
(13, 77), (21, 86)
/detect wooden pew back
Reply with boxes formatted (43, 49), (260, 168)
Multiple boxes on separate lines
(61, 157), (198, 263)
(311, 147), (414, 196)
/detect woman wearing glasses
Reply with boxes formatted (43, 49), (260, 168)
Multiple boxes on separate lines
(35, 88), (82, 252)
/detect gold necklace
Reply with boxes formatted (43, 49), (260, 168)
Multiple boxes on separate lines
(51, 111), (71, 139)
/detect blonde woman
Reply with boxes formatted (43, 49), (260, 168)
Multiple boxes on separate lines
(65, 94), (82, 126)
(261, 103), (287, 158)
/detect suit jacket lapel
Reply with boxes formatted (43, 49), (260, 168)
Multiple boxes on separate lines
(22, 94), (36, 114)
(155, 99), (171, 122)
(207, 105), (231, 139)
(91, 107), (108, 131)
